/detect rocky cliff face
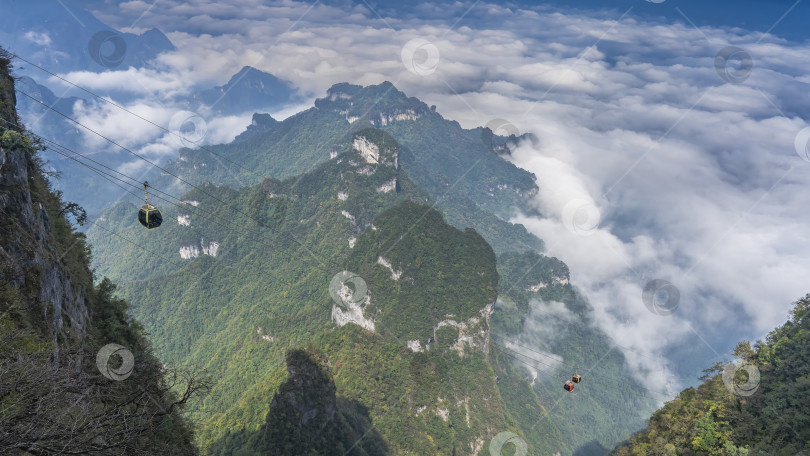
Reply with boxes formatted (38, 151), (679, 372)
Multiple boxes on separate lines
(0, 62), (89, 349)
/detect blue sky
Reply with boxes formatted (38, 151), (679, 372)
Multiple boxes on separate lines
(74, 0), (810, 44)
(4, 0), (810, 394)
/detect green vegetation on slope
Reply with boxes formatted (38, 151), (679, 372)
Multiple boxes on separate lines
(88, 131), (519, 454)
(346, 199), (498, 341)
(612, 295), (810, 456)
(232, 347), (387, 456)
(212, 323), (515, 456)
(1, 49), (203, 453)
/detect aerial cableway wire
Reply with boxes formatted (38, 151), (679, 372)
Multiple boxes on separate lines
(6, 122), (317, 282)
(14, 88), (327, 266)
(7, 120), (681, 403)
(0, 118), (328, 289)
(0, 124), (190, 269)
(13, 87), (332, 269)
(489, 338), (675, 401)
(0, 181), (184, 272)
(5, 94), (680, 402)
(17, 149), (288, 287)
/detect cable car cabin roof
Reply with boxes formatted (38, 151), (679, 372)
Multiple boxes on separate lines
(138, 204), (162, 229)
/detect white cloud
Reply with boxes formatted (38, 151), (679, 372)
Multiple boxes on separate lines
(24, 31), (51, 46)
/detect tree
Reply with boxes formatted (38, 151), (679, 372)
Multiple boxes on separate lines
(54, 190), (88, 226)
(0, 327), (212, 455)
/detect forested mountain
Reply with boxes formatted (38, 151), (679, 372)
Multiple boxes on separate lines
(88, 119), (655, 453)
(89, 130), (518, 453)
(159, 81), (543, 254)
(612, 296), (810, 456)
(0, 49), (203, 455)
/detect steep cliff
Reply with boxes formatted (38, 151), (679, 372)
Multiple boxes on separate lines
(0, 48), (203, 455)
(0, 60), (89, 353)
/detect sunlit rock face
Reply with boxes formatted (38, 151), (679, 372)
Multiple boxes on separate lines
(433, 303), (495, 357)
(353, 136), (379, 164)
(179, 239), (220, 259)
(331, 293), (375, 332)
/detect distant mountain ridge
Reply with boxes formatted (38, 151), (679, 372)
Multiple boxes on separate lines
(13, 65), (297, 215)
(0, 0), (174, 74)
(186, 65), (299, 116)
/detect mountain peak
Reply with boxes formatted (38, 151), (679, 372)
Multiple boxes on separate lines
(139, 27), (174, 48)
(190, 66), (296, 115)
(228, 65), (264, 82)
(316, 81), (434, 127)
(323, 81), (405, 101)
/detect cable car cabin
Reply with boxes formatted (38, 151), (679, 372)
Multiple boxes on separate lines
(564, 381), (575, 392)
(138, 203), (162, 229)
(138, 181), (162, 229)
(572, 374), (582, 383)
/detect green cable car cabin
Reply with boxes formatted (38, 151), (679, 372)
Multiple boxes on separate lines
(138, 181), (162, 229)
(138, 203), (162, 229)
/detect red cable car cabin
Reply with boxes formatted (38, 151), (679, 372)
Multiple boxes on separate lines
(564, 381), (575, 392)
